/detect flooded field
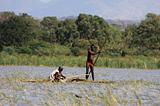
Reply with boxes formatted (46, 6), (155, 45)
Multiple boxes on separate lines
(0, 66), (160, 106)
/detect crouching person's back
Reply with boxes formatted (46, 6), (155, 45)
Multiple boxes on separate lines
(50, 66), (66, 82)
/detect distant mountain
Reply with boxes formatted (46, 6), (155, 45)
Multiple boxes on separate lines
(59, 16), (77, 20)
(59, 16), (140, 30)
(106, 19), (140, 29)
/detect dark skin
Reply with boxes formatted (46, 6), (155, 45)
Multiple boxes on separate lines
(54, 70), (66, 82)
(86, 45), (100, 81)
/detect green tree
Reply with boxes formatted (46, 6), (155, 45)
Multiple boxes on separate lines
(0, 11), (15, 23)
(56, 19), (79, 45)
(76, 14), (110, 46)
(40, 17), (59, 43)
(91, 15), (110, 48)
(0, 13), (41, 46)
(122, 24), (138, 55)
(132, 13), (160, 54)
(124, 24), (137, 48)
(76, 14), (93, 39)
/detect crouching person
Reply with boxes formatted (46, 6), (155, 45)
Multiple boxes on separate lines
(50, 66), (66, 82)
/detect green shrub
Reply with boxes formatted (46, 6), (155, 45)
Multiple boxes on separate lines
(0, 45), (3, 52)
(29, 40), (49, 50)
(2, 46), (15, 54)
(52, 44), (71, 56)
(157, 60), (160, 69)
(16, 47), (32, 54)
(28, 41), (71, 56)
(70, 47), (80, 56)
(72, 39), (90, 49)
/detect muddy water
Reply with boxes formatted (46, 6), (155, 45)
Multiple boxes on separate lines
(0, 66), (160, 106)
(1, 66), (160, 82)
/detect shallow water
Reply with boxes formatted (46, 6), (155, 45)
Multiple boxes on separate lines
(1, 66), (160, 83)
(0, 66), (160, 106)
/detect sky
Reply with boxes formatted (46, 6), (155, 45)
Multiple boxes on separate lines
(0, 0), (160, 20)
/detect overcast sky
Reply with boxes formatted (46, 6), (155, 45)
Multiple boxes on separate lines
(0, 0), (160, 20)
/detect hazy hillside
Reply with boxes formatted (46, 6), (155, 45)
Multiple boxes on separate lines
(106, 19), (140, 30)
(59, 16), (140, 30)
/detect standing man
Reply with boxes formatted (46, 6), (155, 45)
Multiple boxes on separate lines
(86, 44), (100, 81)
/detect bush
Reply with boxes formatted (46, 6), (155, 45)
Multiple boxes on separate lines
(106, 49), (121, 57)
(0, 45), (3, 52)
(29, 40), (49, 50)
(28, 40), (50, 55)
(52, 44), (71, 56)
(15, 47), (32, 54)
(70, 47), (80, 56)
(157, 60), (160, 69)
(2, 46), (15, 54)
(72, 39), (90, 49)
(29, 40), (71, 56)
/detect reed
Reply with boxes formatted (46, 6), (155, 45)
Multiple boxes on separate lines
(0, 53), (160, 69)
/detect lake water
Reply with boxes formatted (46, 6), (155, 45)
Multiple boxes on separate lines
(0, 66), (160, 106)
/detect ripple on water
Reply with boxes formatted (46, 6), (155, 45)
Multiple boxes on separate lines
(0, 66), (160, 106)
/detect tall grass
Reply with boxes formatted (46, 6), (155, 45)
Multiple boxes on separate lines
(97, 55), (160, 69)
(0, 53), (160, 69)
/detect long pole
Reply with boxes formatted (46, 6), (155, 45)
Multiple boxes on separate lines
(94, 37), (106, 65)
(94, 52), (100, 65)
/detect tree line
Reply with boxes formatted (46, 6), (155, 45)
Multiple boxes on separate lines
(0, 11), (159, 56)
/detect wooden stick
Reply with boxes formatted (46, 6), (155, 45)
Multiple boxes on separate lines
(94, 52), (101, 65)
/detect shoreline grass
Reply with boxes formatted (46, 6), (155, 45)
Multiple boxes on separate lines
(0, 53), (160, 69)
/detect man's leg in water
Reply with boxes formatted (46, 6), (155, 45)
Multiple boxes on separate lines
(90, 66), (94, 81)
(86, 63), (89, 79)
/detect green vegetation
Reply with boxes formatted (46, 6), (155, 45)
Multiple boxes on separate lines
(0, 53), (159, 69)
(0, 11), (160, 68)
